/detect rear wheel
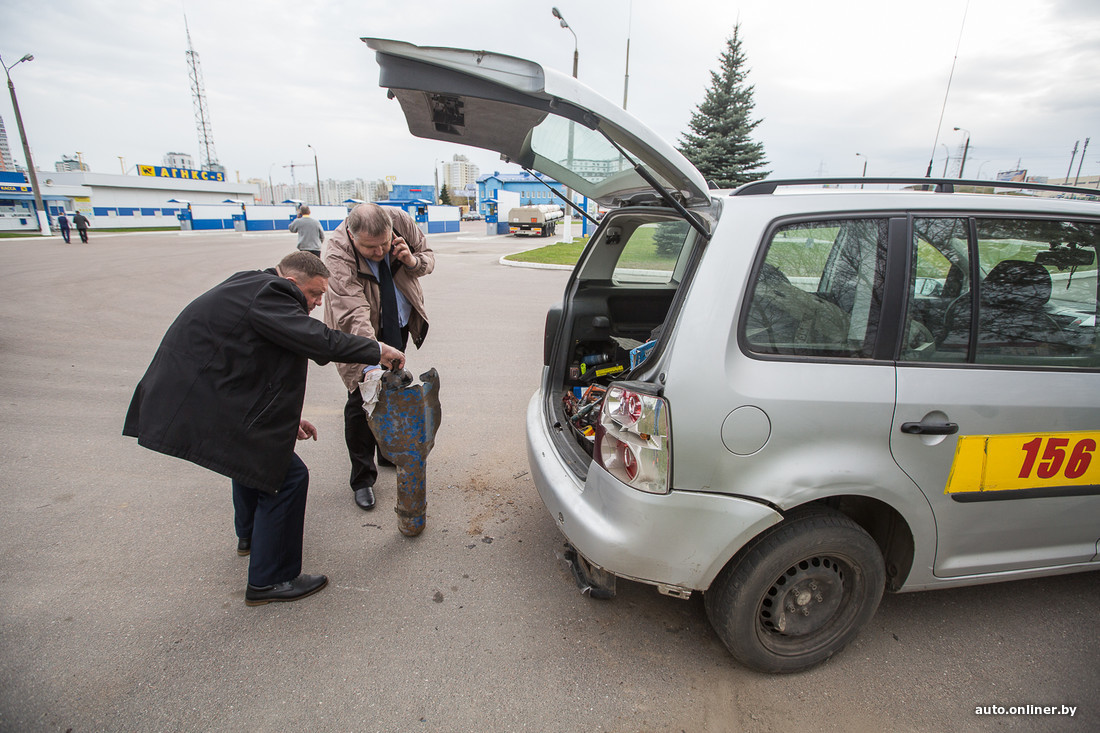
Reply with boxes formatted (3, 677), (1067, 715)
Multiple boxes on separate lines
(704, 507), (884, 673)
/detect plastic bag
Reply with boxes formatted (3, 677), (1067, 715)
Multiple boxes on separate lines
(359, 365), (383, 416)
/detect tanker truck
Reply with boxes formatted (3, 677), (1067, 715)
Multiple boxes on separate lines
(507, 204), (564, 237)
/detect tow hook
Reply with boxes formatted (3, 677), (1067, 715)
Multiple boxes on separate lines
(367, 367), (442, 537)
(559, 544), (616, 600)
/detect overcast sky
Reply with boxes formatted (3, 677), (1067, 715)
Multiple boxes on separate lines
(1, 0), (1097, 188)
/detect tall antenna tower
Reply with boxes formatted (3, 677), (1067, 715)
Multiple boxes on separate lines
(185, 16), (220, 172)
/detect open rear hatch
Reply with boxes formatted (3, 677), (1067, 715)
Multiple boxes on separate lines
(364, 39), (712, 472)
(363, 38), (711, 209)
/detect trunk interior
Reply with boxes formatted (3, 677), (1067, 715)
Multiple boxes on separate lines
(543, 209), (705, 472)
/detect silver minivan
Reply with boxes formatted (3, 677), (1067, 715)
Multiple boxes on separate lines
(365, 39), (1100, 673)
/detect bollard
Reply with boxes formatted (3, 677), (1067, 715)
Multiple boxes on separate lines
(367, 367), (442, 536)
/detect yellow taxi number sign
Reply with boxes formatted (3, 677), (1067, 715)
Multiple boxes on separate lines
(945, 431), (1099, 494)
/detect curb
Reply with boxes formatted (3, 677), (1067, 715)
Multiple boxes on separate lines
(0, 229), (184, 241)
(497, 255), (573, 270)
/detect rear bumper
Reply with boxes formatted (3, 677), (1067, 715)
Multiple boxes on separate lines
(525, 390), (781, 591)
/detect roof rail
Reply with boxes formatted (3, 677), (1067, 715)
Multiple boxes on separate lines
(732, 177), (1100, 198)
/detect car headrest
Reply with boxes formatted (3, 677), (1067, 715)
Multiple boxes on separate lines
(982, 260), (1052, 309)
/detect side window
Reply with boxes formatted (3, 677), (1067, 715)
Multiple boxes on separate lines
(744, 219), (888, 358)
(611, 221), (690, 285)
(922, 218), (1099, 367)
(904, 218), (970, 362)
(972, 219), (1097, 366)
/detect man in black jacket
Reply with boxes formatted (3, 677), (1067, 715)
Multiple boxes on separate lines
(72, 211), (90, 243)
(124, 251), (404, 606)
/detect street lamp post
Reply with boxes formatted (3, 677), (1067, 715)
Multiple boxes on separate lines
(2, 52), (49, 235)
(551, 7), (578, 241)
(953, 126), (970, 178)
(551, 7), (578, 78)
(1074, 137), (1090, 186)
(308, 144), (322, 205)
(855, 153), (867, 189)
(940, 144), (951, 177)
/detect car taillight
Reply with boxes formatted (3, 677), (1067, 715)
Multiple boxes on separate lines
(595, 385), (670, 494)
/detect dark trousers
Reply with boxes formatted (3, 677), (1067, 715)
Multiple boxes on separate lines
(344, 327), (407, 491)
(345, 387), (380, 490)
(232, 453), (309, 587)
(60, 225), (70, 243)
(77, 227), (88, 243)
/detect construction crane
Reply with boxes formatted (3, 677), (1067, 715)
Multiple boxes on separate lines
(282, 161), (317, 201)
(281, 161), (315, 186)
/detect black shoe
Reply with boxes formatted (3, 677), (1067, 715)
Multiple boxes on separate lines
(237, 537), (251, 556)
(245, 574), (328, 606)
(354, 485), (376, 510)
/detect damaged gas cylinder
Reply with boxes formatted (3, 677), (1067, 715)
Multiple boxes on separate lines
(367, 367), (442, 536)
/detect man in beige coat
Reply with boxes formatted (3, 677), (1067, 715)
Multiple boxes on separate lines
(323, 203), (434, 510)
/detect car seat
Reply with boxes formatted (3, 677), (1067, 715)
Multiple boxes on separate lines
(746, 263), (850, 355)
(941, 260), (1067, 358)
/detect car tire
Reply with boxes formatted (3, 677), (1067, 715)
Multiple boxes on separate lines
(704, 507), (885, 674)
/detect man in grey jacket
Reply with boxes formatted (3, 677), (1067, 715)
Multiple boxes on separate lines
(289, 205), (325, 257)
(323, 203), (433, 511)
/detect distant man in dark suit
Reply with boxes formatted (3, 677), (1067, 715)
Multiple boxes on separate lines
(57, 212), (71, 243)
(72, 211), (90, 243)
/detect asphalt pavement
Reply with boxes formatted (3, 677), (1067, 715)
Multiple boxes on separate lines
(0, 222), (1095, 732)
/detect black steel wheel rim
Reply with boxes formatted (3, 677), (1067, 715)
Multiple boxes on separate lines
(755, 554), (862, 656)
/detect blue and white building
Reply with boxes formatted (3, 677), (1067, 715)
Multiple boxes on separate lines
(374, 182), (459, 234)
(0, 171), (75, 232)
(476, 171), (566, 218)
(0, 165), (261, 232)
(476, 170), (597, 236)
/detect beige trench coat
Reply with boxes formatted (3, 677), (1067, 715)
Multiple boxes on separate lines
(322, 207), (434, 391)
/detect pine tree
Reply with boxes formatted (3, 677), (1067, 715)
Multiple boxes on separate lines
(440, 183), (452, 205)
(653, 220), (690, 258)
(678, 24), (770, 189)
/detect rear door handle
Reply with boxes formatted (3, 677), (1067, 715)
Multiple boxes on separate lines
(900, 421), (959, 435)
